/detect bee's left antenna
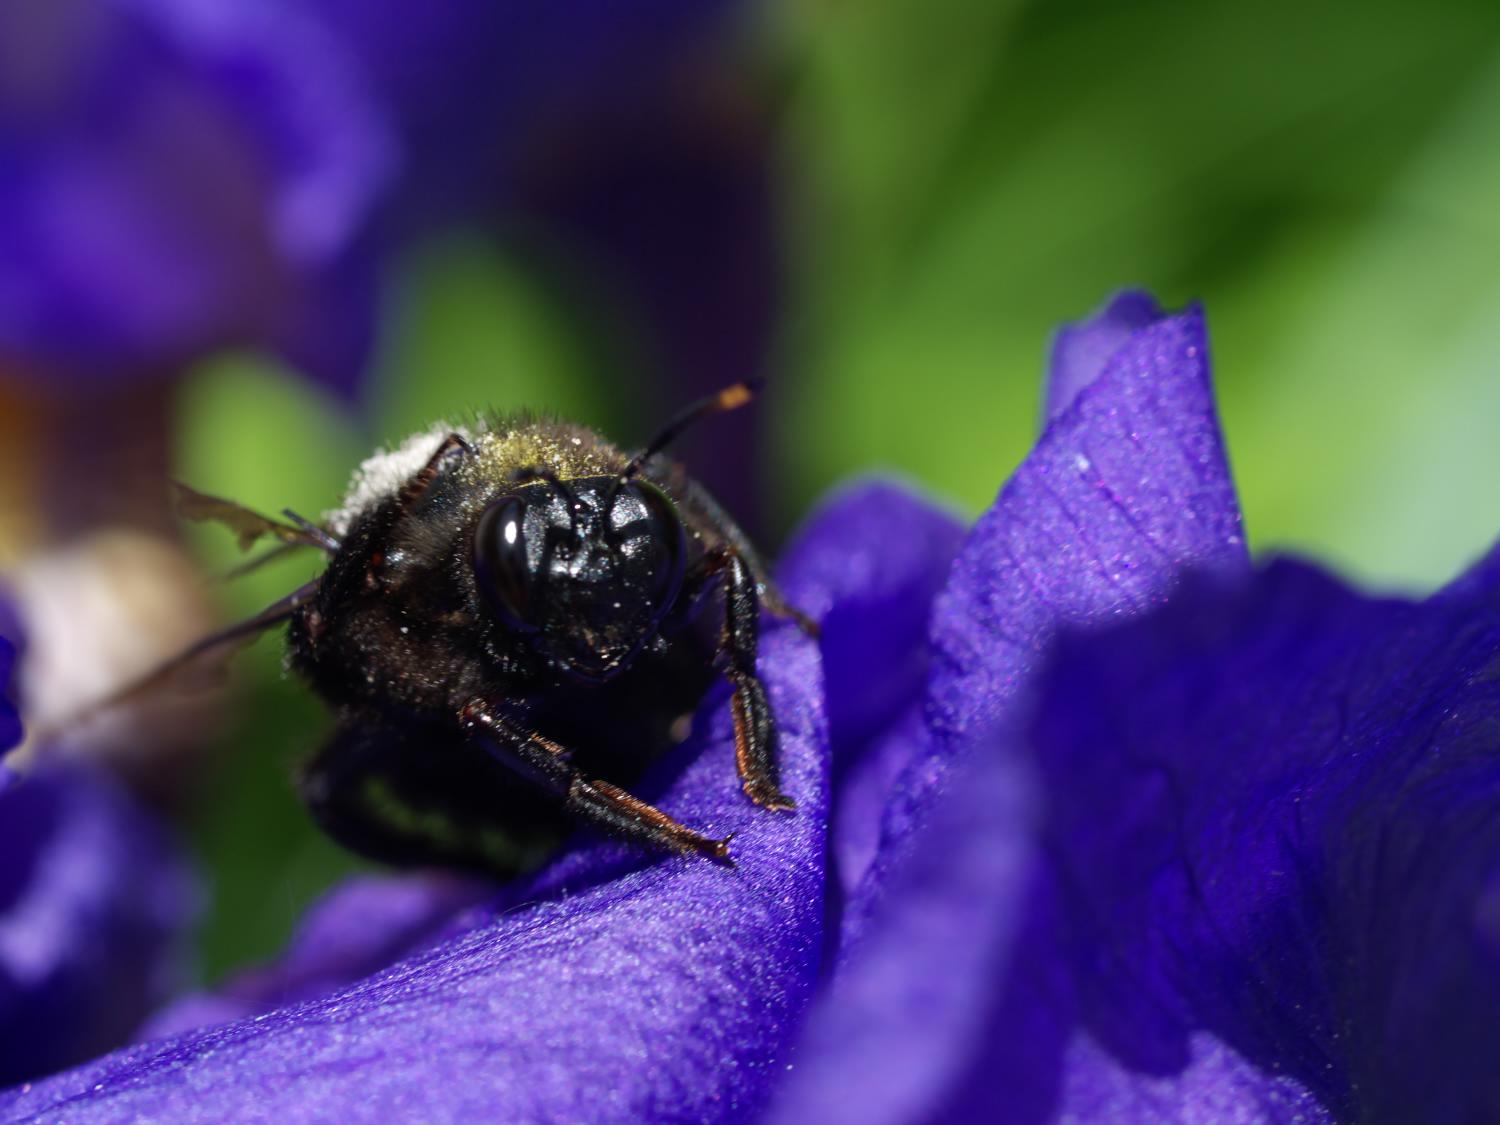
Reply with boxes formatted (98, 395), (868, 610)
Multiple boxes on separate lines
(607, 380), (761, 510)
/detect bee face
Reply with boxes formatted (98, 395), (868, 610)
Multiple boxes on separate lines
(473, 476), (687, 682)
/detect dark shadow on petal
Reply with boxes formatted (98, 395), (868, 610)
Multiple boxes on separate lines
(1014, 558), (1500, 1121)
(765, 730), (1036, 1125)
(776, 479), (965, 963)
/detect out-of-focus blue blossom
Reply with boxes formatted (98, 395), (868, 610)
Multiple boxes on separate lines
(0, 0), (393, 394)
(289, 0), (776, 517)
(0, 591), (24, 760)
(0, 0), (756, 405)
(307, 0), (745, 229)
(10, 294), (1497, 1121)
(0, 763), (198, 1088)
(0, 590), (199, 1088)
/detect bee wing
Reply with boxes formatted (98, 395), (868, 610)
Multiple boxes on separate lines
(220, 541), (306, 581)
(39, 580), (319, 741)
(174, 481), (330, 552)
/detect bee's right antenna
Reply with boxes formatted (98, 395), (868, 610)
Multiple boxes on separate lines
(607, 380), (761, 511)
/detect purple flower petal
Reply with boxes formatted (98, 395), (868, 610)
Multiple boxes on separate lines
(1, 622), (826, 1122)
(779, 479), (964, 752)
(779, 298), (1260, 1122)
(1430, 533), (1500, 608)
(774, 479), (965, 930)
(788, 724), (1329, 1125)
(929, 301), (1247, 754)
(1056, 1032), (1331, 1123)
(765, 732), (1033, 1125)
(0, 763), (198, 1086)
(143, 872), (496, 1040)
(1044, 290), (1164, 422)
(1018, 555), (1500, 1121)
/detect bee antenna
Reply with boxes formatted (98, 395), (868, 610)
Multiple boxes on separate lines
(607, 380), (762, 511)
(281, 509), (341, 553)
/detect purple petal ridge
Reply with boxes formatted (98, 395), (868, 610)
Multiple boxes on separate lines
(929, 301), (1247, 752)
(1044, 290), (1165, 422)
(774, 479), (966, 934)
(766, 731), (1033, 1125)
(778, 478), (964, 750)
(781, 297), (1261, 1122)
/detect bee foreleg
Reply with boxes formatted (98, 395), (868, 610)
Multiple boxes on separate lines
(459, 699), (733, 864)
(681, 548), (796, 813)
(392, 432), (473, 517)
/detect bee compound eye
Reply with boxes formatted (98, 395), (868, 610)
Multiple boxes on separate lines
(635, 482), (686, 608)
(474, 496), (538, 632)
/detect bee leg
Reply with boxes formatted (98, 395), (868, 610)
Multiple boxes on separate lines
(361, 433), (476, 593)
(459, 699), (734, 864)
(681, 547), (796, 813)
(669, 477), (818, 638)
(393, 432), (473, 515)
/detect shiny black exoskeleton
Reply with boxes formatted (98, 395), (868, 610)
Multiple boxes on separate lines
(269, 387), (808, 874)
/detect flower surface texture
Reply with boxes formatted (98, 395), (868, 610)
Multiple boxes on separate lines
(4, 293), (1495, 1122)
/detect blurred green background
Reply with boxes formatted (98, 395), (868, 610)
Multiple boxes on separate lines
(174, 0), (1500, 977)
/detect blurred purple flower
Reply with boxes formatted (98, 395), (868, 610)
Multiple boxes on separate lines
(0, 0), (759, 407)
(7, 293), (1496, 1120)
(315, 0), (775, 521)
(289, 0), (775, 519)
(0, 591), (24, 760)
(0, 0), (393, 394)
(0, 763), (198, 1088)
(0, 591), (199, 1088)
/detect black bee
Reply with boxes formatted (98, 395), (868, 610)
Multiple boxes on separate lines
(154, 383), (812, 875)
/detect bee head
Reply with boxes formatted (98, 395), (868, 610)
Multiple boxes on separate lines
(472, 473), (686, 682)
